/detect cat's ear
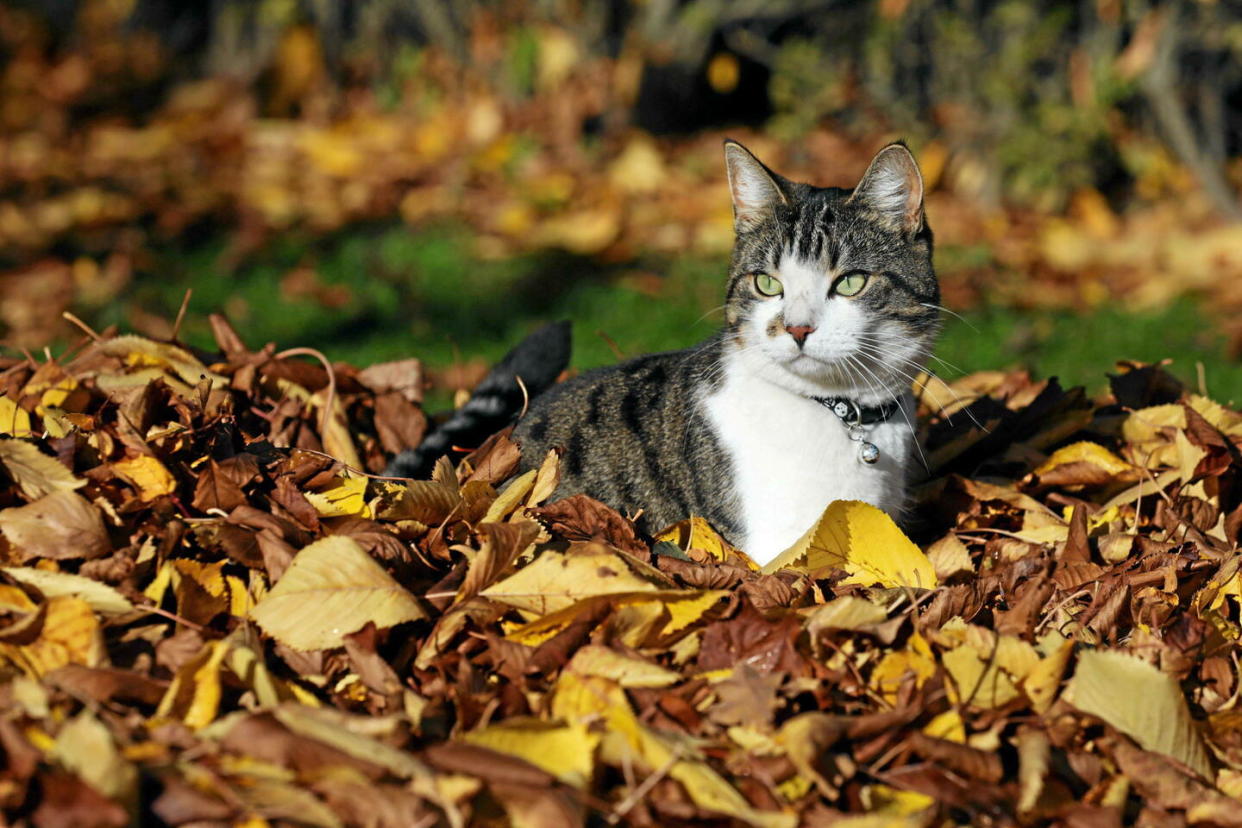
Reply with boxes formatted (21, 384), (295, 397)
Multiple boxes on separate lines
(724, 139), (788, 231)
(849, 143), (924, 234)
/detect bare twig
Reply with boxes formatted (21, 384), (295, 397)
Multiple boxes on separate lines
(172, 289), (193, 341)
(62, 312), (103, 343)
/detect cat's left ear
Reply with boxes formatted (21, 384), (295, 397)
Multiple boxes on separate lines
(848, 143), (924, 234)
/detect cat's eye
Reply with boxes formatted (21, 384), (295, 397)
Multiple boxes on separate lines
(834, 272), (868, 297)
(753, 273), (783, 296)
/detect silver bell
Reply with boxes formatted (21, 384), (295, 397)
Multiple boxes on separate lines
(859, 441), (880, 464)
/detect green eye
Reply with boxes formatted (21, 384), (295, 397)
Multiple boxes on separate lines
(754, 273), (783, 296)
(834, 272), (868, 297)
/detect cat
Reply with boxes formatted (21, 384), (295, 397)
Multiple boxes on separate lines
(388, 140), (940, 566)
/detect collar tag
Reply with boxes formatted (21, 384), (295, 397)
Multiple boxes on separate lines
(812, 395), (899, 464)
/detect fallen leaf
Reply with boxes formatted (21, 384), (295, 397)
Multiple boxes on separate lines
(154, 638), (230, 729)
(250, 536), (425, 650)
(0, 439), (84, 500)
(1064, 648), (1213, 779)
(460, 718), (598, 788)
(764, 500), (938, 590)
(2, 567), (132, 614)
(0, 491), (110, 560)
(113, 454), (178, 501)
(0, 596), (103, 677)
(481, 544), (660, 616)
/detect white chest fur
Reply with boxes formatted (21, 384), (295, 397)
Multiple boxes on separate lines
(702, 359), (914, 565)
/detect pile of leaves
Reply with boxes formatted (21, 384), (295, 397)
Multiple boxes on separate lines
(1, 317), (1242, 827)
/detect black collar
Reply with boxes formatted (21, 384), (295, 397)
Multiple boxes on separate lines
(812, 395), (902, 426)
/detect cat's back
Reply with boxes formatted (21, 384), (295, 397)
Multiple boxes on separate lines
(512, 337), (739, 535)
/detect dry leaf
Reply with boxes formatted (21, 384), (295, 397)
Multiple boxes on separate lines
(0, 491), (111, 560)
(764, 500), (938, 590)
(0, 439), (85, 500)
(250, 536), (425, 650)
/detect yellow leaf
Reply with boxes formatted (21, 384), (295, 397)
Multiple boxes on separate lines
(525, 449), (561, 508)
(706, 52), (740, 94)
(54, 710), (137, 801)
(923, 710), (966, 743)
(460, 718), (598, 788)
(608, 136), (665, 194)
(943, 645), (1020, 709)
(1034, 440), (1136, 477)
(1063, 648), (1212, 779)
(1024, 632), (1073, 714)
(660, 589), (731, 636)
(0, 584), (36, 614)
(655, 516), (736, 563)
(0, 596), (103, 677)
(481, 546), (660, 617)
(249, 536), (425, 650)
(0, 397), (33, 438)
(304, 474), (371, 518)
(2, 566), (132, 615)
(155, 639), (230, 730)
(763, 500), (937, 590)
(99, 335), (227, 391)
(0, 439), (85, 500)
(484, 469), (536, 522)
(113, 455), (178, 501)
(865, 785), (936, 816)
(871, 631), (936, 703)
(1016, 727), (1050, 814)
(226, 574), (255, 617)
(311, 388), (362, 470)
(224, 629), (293, 709)
(143, 561), (173, 605)
(552, 671), (795, 828)
(804, 596), (889, 634)
(925, 533), (974, 580)
(566, 644), (681, 688)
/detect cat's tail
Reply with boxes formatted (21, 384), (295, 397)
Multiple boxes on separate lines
(383, 321), (571, 480)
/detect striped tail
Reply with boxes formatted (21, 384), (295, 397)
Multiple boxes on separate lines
(384, 321), (571, 479)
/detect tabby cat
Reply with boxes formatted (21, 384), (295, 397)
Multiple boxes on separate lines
(388, 140), (939, 565)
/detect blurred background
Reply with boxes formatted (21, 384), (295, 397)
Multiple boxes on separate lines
(2, 0), (1242, 403)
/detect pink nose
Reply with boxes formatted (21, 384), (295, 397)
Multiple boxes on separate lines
(785, 325), (815, 347)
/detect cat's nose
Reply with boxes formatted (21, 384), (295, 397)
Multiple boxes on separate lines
(785, 325), (815, 347)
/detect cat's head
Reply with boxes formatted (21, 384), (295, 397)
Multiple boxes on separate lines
(720, 140), (939, 403)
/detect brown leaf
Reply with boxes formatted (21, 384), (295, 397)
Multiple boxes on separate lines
(271, 474), (320, 531)
(456, 521), (539, 604)
(0, 491), (111, 561)
(31, 770), (129, 828)
(191, 455), (259, 513)
(373, 391), (427, 454)
(530, 494), (647, 555)
(462, 428), (523, 486)
(47, 664), (167, 706)
(709, 663), (782, 728)
(696, 598), (809, 676)
(907, 731), (1003, 783)
(220, 712), (388, 780)
(342, 623), (402, 697)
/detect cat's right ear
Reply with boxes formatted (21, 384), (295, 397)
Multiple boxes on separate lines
(724, 140), (787, 231)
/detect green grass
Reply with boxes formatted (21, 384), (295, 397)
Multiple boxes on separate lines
(93, 224), (1241, 407)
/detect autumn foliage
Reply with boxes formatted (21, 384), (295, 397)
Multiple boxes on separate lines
(0, 315), (1240, 826)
